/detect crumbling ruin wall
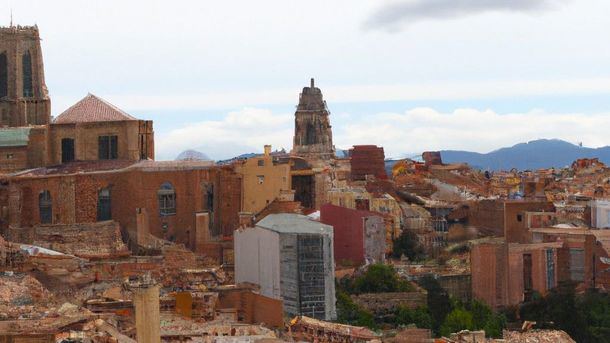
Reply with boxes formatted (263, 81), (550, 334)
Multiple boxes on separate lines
(8, 221), (129, 258)
(6, 165), (244, 252)
(351, 291), (427, 317)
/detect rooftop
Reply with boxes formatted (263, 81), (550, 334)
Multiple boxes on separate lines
(257, 213), (333, 235)
(8, 160), (215, 178)
(53, 93), (137, 124)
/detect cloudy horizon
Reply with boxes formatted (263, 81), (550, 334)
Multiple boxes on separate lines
(3, 0), (610, 160)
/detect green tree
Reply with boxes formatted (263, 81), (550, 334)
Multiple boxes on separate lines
(417, 275), (452, 335)
(394, 306), (433, 329)
(353, 264), (414, 294)
(440, 308), (474, 337)
(335, 289), (377, 329)
(520, 282), (590, 342)
(392, 229), (426, 260)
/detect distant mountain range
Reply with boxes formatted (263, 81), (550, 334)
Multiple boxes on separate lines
(439, 139), (610, 171)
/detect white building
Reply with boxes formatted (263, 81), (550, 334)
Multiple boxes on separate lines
(234, 213), (336, 320)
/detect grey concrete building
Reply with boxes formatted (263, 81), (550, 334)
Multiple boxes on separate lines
(234, 213), (336, 320)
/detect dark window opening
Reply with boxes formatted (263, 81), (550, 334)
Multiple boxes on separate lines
(292, 175), (314, 209)
(304, 122), (317, 145)
(61, 138), (75, 163)
(98, 135), (118, 160)
(39, 190), (52, 224)
(22, 51), (33, 97)
(355, 198), (370, 211)
(97, 188), (111, 221)
(0, 53), (7, 98)
(257, 159), (265, 166)
(546, 249), (555, 289)
(139, 134), (146, 160)
(205, 184), (214, 211)
(517, 214), (523, 222)
(523, 253), (533, 301)
(158, 182), (176, 216)
(569, 248), (585, 282)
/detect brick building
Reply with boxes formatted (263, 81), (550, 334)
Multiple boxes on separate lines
(0, 25), (50, 127)
(349, 145), (386, 181)
(471, 227), (610, 309)
(320, 203), (385, 266)
(49, 93), (154, 164)
(1, 160), (242, 252)
(471, 240), (562, 309)
(459, 199), (554, 241)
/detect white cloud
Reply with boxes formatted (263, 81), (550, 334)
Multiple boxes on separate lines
(365, 0), (568, 31)
(156, 106), (610, 161)
(335, 108), (610, 158)
(155, 107), (293, 160)
(52, 77), (610, 114)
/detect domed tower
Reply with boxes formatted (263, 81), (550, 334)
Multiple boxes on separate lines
(292, 78), (334, 160)
(0, 25), (51, 127)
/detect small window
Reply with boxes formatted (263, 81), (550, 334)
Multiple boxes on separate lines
(22, 51), (33, 97)
(39, 190), (52, 224)
(257, 159), (265, 167)
(97, 188), (111, 221)
(61, 138), (75, 163)
(517, 214), (523, 222)
(158, 182), (176, 216)
(546, 249), (555, 289)
(257, 175), (265, 184)
(98, 135), (118, 160)
(6, 153), (13, 159)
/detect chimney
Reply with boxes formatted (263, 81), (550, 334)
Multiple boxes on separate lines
(136, 208), (149, 247)
(264, 145), (272, 157)
(310, 78), (315, 88)
(131, 275), (161, 343)
(239, 212), (254, 229)
(195, 212), (210, 253)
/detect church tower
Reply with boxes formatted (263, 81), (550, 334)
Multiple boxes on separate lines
(0, 25), (51, 127)
(292, 78), (334, 160)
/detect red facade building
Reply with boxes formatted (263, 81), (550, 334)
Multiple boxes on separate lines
(320, 204), (385, 266)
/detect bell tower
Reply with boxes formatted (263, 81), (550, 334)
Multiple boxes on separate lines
(292, 78), (334, 160)
(0, 24), (51, 127)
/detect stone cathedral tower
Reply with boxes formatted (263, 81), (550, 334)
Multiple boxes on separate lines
(0, 25), (51, 127)
(292, 78), (335, 160)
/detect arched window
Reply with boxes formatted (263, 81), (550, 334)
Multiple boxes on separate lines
(0, 52), (7, 98)
(97, 188), (111, 221)
(22, 50), (33, 97)
(39, 190), (52, 224)
(158, 182), (176, 215)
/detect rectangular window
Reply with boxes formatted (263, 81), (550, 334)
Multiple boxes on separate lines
(158, 193), (176, 216)
(257, 175), (265, 184)
(6, 153), (13, 159)
(523, 253), (533, 302)
(546, 249), (555, 289)
(569, 248), (585, 282)
(0, 53), (7, 98)
(22, 51), (33, 97)
(61, 138), (75, 163)
(257, 159), (265, 166)
(98, 135), (118, 160)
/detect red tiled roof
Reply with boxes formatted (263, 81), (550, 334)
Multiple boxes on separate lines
(53, 93), (137, 124)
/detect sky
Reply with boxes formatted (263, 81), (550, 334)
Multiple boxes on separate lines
(3, 0), (610, 160)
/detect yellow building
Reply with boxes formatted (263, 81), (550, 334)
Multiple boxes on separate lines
(235, 145), (292, 214)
